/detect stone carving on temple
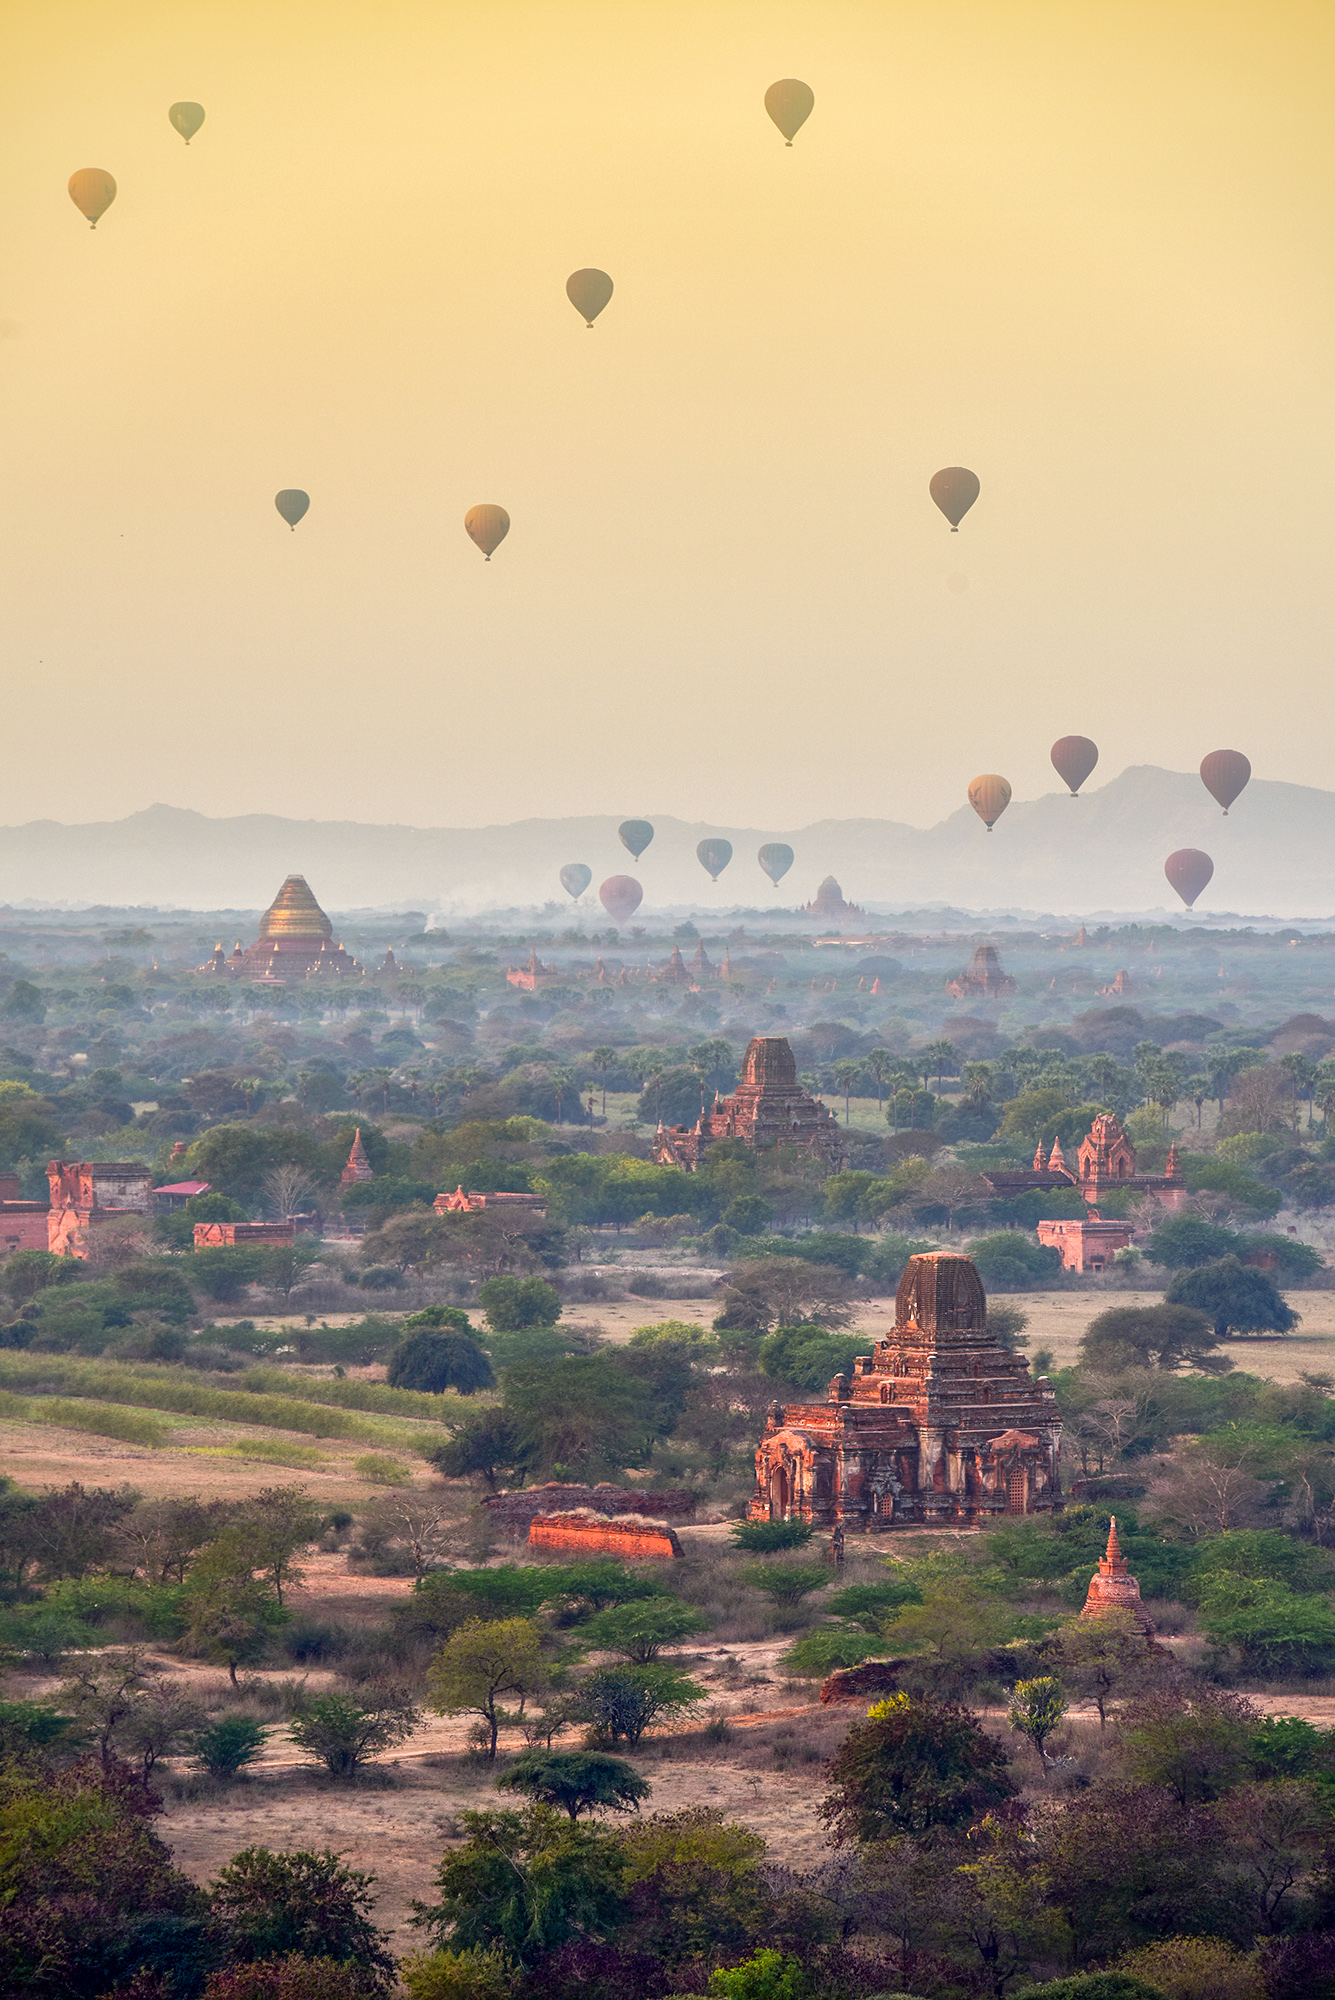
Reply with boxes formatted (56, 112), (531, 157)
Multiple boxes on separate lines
(749, 1251), (1063, 1532)
(196, 876), (360, 982)
(946, 942), (1017, 1000)
(1080, 1517), (1153, 1634)
(652, 1035), (844, 1171)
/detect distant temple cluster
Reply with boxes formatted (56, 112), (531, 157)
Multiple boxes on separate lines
(507, 939), (737, 992)
(801, 876), (865, 923)
(984, 1112), (1187, 1273)
(750, 1251), (1063, 1531)
(946, 942), (1017, 1000)
(653, 1035), (844, 1171)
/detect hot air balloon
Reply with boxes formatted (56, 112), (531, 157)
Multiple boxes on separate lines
(275, 489), (309, 530)
(68, 169), (116, 228)
(764, 79), (814, 144)
(618, 819), (654, 861)
(930, 467), (980, 530)
(169, 102), (205, 144)
(758, 842), (794, 885)
(1200, 749), (1251, 816)
(567, 269), (613, 326)
(1051, 736), (1099, 797)
(1165, 848), (1214, 908)
(967, 775), (1011, 831)
(465, 505), (510, 560)
(600, 875), (642, 925)
(559, 864), (592, 900)
(697, 838), (733, 881)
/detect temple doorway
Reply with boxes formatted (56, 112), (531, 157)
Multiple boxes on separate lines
(770, 1466), (791, 1518)
(1007, 1469), (1028, 1514)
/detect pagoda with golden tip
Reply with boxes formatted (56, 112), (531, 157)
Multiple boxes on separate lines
(197, 875), (361, 982)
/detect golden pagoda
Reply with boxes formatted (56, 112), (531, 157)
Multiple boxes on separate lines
(197, 875), (361, 982)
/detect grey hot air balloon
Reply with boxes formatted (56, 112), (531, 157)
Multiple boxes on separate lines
(618, 819), (654, 861)
(758, 842), (794, 885)
(697, 838), (733, 881)
(930, 466), (980, 530)
(566, 268), (613, 326)
(559, 864), (592, 899)
(275, 489), (309, 530)
(169, 102), (205, 144)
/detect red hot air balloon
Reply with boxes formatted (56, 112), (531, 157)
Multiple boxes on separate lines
(1051, 736), (1099, 797)
(1200, 749), (1251, 815)
(600, 875), (642, 925)
(930, 467), (980, 530)
(1165, 849), (1213, 908)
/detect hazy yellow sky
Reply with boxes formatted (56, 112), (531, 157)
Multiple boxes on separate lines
(3, 0), (1333, 833)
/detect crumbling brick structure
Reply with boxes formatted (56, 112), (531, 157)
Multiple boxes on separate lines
(749, 1251), (1063, 1532)
(192, 1221), (295, 1248)
(653, 1035), (844, 1172)
(47, 1160), (154, 1258)
(528, 1511), (683, 1559)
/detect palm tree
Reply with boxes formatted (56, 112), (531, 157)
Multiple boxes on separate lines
(865, 1048), (891, 1113)
(550, 1067), (575, 1126)
(832, 1058), (862, 1125)
(590, 1045), (617, 1117)
(404, 1066), (423, 1113)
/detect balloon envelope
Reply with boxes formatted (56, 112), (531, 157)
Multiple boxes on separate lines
(600, 875), (642, 925)
(275, 489), (310, 529)
(1051, 735), (1099, 796)
(967, 774), (1012, 831)
(618, 819), (654, 860)
(465, 504), (510, 559)
(930, 466), (980, 530)
(764, 79), (814, 143)
(68, 169), (116, 227)
(169, 102), (205, 143)
(566, 268), (613, 325)
(758, 842), (794, 885)
(1165, 848), (1214, 908)
(559, 864), (592, 900)
(697, 838), (733, 881)
(1200, 749), (1251, 815)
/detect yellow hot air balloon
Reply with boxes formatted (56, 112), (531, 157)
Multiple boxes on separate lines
(68, 169), (116, 229)
(566, 269), (613, 326)
(765, 79), (814, 144)
(169, 102), (205, 144)
(967, 774), (1012, 831)
(465, 505), (510, 561)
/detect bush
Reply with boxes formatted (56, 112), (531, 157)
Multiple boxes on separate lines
(286, 1691), (420, 1779)
(583, 1597), (709, 1662)
(354, 1453), (411, 1486)
(387, 1329), (494, 1396)
(967, 1232), (1064, 1290)
(208, 1846), (394, 1982)
(479, 1276), (563, 1332)
(399, 1946), (516, 2000)
(1011, 1979), (1166, 2000)
(779, 1627), (883, 1677)
(729, 1520), (815, 1553)
(194, 1715), (269, 1779)
(359, 1265), (406, 1290)
(203, 1959), (375, 2000)
(818, 1691), (1015, 1841)
(1146, 1215), (1241, 1269)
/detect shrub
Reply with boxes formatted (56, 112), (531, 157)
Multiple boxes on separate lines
(729, 1520), (815, 1553)
(819, 1691), (1015, 1842)
(582, 1598), (709, 1662)
(399, 1946), (516, 2000)
(354, 1453), (412, 1486)
(967, 1232), (1063, 1290)
(203, 1959), (374, 2000)
(583, 1663), (707, 1745)
(478, 1277), (563, 1332)
(779, 1628), (882, 1678)
(286, 1690), (420, 1779)
(496, 1749), (651, 1820)
(739, 1561), (830, 1609)
(208, 1847), (394, 1983)
(194, 1715), (269, 1779)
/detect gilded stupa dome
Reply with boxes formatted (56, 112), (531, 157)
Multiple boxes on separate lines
(257, 875), (334, 941)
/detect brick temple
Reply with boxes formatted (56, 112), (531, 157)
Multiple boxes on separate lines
(749, 1251), (1063, 1531)
(946, 942), (1016, 1000)
(652, 1035), (844, 1171)
(197, 875), (361, 982)
(982, 1112), (1189, 1273)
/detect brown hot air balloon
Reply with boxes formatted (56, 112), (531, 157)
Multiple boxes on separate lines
(930, 467), (980, 530)
(600, 875), (643, 925)
(1051, 736), (1099, 797)
(566, 269), (613, 326)
(764, 79), (814, 145)
(68, 169), (116, 228)
(967, 774), (1012, 831)
(1165, 849), (1214, 908)
(465, 505), (510, 560)
(1200, 749), (1251, 815)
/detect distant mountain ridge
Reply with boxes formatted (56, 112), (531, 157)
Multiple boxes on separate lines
(0, 766), (1329, 919)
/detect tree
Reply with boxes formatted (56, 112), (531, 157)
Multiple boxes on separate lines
(2, 1247), (70, 1303)
(410, 1804), (627, 1964)
(360, 1492), (457, 1577)
(1165, 1257), (1300, 1340)
(583, 1596), (708, 1662)
(478, 1275), (563, 1331)
(429, 1407), (529, 1492)
(259, 1239), (325, 1301)
(582, 1662), (706, 1746)
(739, 1560), (831, 1610)
(1115, 1685), (1260, 1805)
(191, 1244), (266, 1302)
(1048, 1611), (1151, 1730)
(58, 1646), (154, 1768)
(712, 1258), (855, 1336)
(832, 1059), (862, 1125)
(589, 1046), (618, 1118)
(241, 1487), (324, 1606)
(427, 1616), (548, 1757)
(1007, 1675), (1068, 1775)
(1146, 1213), (1241, 1268)
(263, 1163), (319, 1222)
(120, 1495), (237, 1585)
(209, 1847), (394, 1985)
(182, 1532), (286, 1684)
(1216, 1777), (1335, 1932)
(202, 1958), (373, 2000)
(25, 1480), (139, 1583)
(496, 1749), (651, 1820)
(818, 1693), (1015, 1843)
(1080, 1302), (1223, 1372)
(1037, 1783), (1237, 1965)
(287, 1689), (420, 1780)
(503, 1354), (655, 1476)
(730, 1519), (816, 1553)
(619, 1805), (771, 1970)
(388, 1328), (495, 1395)
(193, 1714), (270, 1779)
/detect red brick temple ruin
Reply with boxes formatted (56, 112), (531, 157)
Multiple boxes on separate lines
(946, 943), (1017, 1000)
(749, 1251), (1063, 1532)
(47, 1161), (155, 1258)
(1080, 1517), (1152, 1633)
(0, 1174), (52, 1256)
(434, 1186), (548, 1220)
(340, 1130), (375, 1186)
(980, 1112), (1188, 1274)
(197, 876), (361, 982)
(652, 1035), (844, 1171)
